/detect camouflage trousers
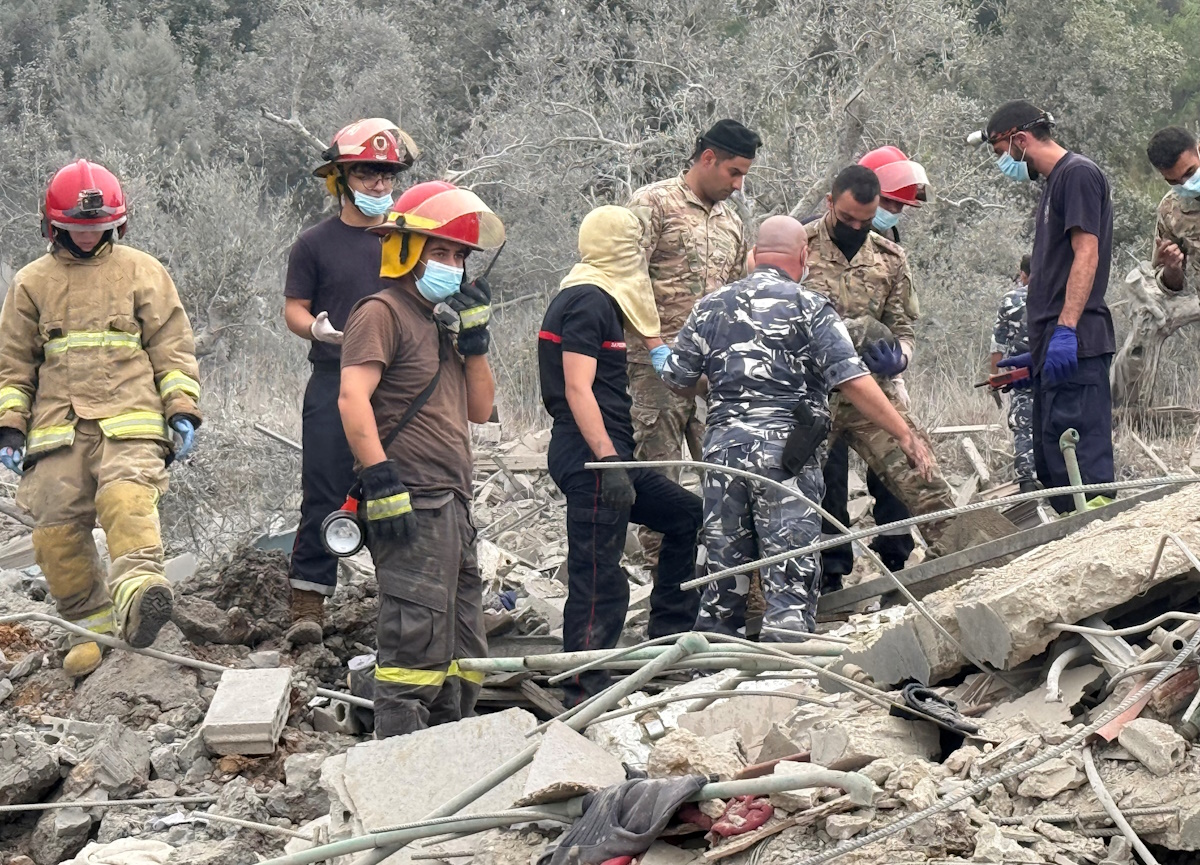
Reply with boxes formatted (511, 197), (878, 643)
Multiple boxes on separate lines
(829, 387), (958, 554)
(1008, 390), (1035, 484)
(695, 434), (823, 641)
(629, 362), (704, 564)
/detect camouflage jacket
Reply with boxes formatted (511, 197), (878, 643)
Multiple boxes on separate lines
(1154, 189), (1200, 295)
(663, 265), (869, 449)
(626, 171), (748, 363)
(990, 283), (1029, 357)
(803, 218), (918, 355)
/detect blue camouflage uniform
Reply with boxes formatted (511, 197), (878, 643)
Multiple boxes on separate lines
(663, 265), (870, 638)
(991, 284), (1035, 485)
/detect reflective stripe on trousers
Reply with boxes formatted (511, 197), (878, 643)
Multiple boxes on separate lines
(374, 661), (485, 687)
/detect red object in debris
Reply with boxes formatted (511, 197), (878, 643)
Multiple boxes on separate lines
(675, 804), (714, 830)
(709, 795), (774, 838)
(600, 857), (634, 865)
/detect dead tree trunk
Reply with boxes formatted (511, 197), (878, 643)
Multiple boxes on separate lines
(1111, 264), (1200, 412)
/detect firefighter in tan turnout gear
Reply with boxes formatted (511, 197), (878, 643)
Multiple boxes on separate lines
(0, 159), (202, 678)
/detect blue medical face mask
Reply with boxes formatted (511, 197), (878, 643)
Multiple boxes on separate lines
(872, 207), (900, 233)
(996, 136), (1038, 183)
(416, 259), (464, 303)
(997, 152), (1031, 183)
(1172, 173), (1200, 200)
(352, 190), (393, 217)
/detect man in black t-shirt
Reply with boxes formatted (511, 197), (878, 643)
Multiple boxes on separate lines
(539, 206), (701, 705)
(987, 101), (1115, 513)
(281, 119), (417, 643)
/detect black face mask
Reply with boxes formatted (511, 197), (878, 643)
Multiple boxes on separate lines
(830, 217), (871, 261)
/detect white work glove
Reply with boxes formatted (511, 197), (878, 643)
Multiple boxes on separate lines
(310, 311), (344, 345)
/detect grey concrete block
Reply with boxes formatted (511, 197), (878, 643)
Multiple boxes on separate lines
(201, 667), (291, 756)
(1118, 718), (1188, 777)
(311, 701), (360, 736)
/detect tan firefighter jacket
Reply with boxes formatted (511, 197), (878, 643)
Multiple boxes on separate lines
(0, 244), (201, 459)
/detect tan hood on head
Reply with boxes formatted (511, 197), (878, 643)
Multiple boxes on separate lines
(560, 205), (660, 338)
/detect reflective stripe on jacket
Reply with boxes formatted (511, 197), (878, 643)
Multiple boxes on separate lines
(0, 244), (201, 457)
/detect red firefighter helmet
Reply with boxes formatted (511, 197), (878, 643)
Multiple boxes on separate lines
(312, 118), (419, 178)
(858, 146), (930, 208)
(42, 160), (128, 239)
(371, 181), (505, 278)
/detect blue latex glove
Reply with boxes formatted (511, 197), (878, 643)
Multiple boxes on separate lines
(170, 416), (196, 461)
(861, 339), (908, 377)
(996, 352), (1034, 389)
(0, 446), (23, 476)
(1042, 325), (1078, 384)
(649, 344), (672, 376)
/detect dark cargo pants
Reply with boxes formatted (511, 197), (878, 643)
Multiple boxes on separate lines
(369, 497), (487, 738)
(289, 364), (357, 595)
(819, 436), (914, 588)
(550, 436), (702, 706)
(1032, 354), (1115, 514)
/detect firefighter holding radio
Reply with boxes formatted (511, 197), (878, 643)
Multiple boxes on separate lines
(336, 180), (503, 738)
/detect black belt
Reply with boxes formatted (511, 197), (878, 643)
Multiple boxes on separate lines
(311, 360), (341, 373)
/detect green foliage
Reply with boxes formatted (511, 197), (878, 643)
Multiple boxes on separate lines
(0, 0), (1196, 550)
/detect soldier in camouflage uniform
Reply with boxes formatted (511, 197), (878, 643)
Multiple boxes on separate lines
(990, 256), (1036, 491)
(626, 119), (758, 566)
(1146, 127), (1200, 297)
(805, 166), (998, 556)
(660, 216), (934, 639)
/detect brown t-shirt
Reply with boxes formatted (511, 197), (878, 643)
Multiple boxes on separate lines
(341, 284), (471, 502)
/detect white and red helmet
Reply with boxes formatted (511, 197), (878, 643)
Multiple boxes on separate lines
(312, 118), (418, 178)
(858, 146), (930, 207)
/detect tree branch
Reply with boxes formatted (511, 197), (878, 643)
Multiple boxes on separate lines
(260, 107), (327, 152)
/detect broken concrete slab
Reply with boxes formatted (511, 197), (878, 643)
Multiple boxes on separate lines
(677, 686), (809, 756)
(647, 727), (745, 781)
(515, 720), (626, 805)
(840, 487), (1200, 685)
(200, 667), (291, 755)
(1118, 718), (1187, 777)
(324, 708), (537, 843)
(63, 720), (151, 798)
(756, 723), (803, 763)
(0, 732), (60, 806)
(983, 664), (1102, 727)
(973, 821), (1041, 863)
(826, 810), (874, 839)
(808, 714), (939, 770)
(71, 624), (202, 726)
(769, 761), (832, 812)
(1014, 756), (1084, 799)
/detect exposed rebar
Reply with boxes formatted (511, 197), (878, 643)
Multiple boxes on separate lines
(791, 591), (1200, 865)
(587, 458), (1019, 693)
(1082, 744), (1160, 865)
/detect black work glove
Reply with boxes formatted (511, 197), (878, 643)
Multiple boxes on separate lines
(448, 276), (491, 356)
(357, 459), (415, 544)
(598, 455), (636, 510)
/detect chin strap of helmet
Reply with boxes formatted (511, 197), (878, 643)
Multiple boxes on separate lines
(54, 229), (114, 259)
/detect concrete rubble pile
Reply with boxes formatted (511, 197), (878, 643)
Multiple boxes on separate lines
(6, 464), (1200, 864)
